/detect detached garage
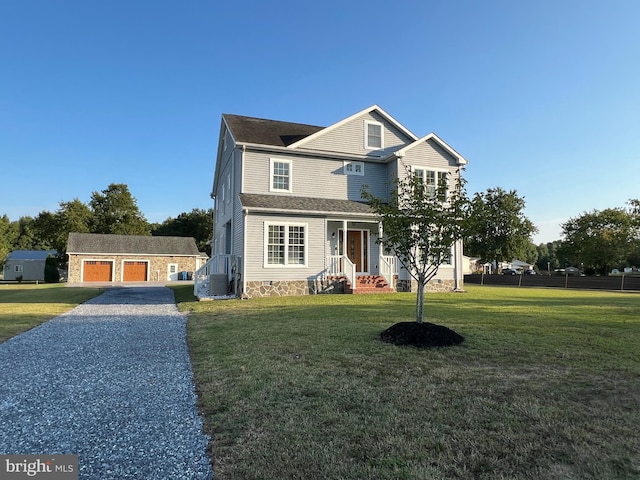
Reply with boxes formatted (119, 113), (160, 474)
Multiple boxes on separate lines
(67, 233), (208, 284)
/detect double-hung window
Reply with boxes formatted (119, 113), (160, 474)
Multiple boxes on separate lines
(266, 223), (306, 266)
(414, 168), (449, 201)
(365, 121), (383, 150)
(270, 158), (292, 192)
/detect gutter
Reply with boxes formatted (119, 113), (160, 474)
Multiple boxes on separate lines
(241, 206), (376, 219)
(236, 142), (391, 163)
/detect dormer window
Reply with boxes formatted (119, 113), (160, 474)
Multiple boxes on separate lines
(365, 121), (383, 150)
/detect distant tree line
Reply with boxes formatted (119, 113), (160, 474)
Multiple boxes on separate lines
(0, 183), (213, 263)
(3, 181), (637, 277)
(461, 189), (640, 276)
(555, 199), (640, 275)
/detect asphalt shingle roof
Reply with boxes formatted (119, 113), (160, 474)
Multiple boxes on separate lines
(67, 233), (201, 256)
(239, 193), (374, 216)
(223, 114), (324, 147)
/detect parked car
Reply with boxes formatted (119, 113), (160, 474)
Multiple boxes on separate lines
(502, 268), (518, 275)
(524, 269), (536, 275)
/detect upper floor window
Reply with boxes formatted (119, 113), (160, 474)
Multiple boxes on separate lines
(414, 168), (449, 202)
(14, 265), (23, 273)
(270, 158), (292, 192)
(365, 121), (384, 150)
(344, 161), (364, 176)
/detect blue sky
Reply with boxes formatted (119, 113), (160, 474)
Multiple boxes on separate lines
(2, 0), (639, 243)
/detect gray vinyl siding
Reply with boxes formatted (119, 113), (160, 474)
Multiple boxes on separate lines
(300, 111), (413, 157)
(402, 138), (458, 169)
(243, 213), (326, 282)
(232, 194), (244, 257)
(242, 151), (388, 201)
(2, 260), (46, 281)
(396, 138), (461, 186)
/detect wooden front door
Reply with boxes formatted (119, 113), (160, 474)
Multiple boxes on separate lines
(346, 230), (368, 273)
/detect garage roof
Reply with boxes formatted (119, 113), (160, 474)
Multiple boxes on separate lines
(67, 233), (201, 256)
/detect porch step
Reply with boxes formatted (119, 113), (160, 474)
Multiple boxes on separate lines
(345, 275), (394, 294)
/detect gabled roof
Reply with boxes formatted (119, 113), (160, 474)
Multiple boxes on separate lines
(223, 114), (324, 147)
(286, 105), (419, 149)
(394, 133), (468, 166)
(67, 233), (200, 256)
(6, 250), (54, 261)
(239, 194), (374, 216)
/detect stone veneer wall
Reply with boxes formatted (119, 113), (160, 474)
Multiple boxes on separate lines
(244, 278), (345, 298)
(243, 277), (459, 298)
(396, 278), (457, 293)
(68, 254), (198, 283)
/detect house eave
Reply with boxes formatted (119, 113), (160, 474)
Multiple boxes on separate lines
(243, 206), (377, 219)
(236, 142), (391, 162)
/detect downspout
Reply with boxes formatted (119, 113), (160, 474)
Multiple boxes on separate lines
(378, 221), (383, 275)
(242, 207), (248, 296)
(240, 145), (247, 297)
(209, 194), (216, 255)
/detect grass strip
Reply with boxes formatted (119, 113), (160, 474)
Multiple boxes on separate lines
(174, 285), (640, 480)
(0, 284), (103, 343)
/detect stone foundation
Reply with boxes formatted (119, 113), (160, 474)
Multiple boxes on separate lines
(396, 279), (457, 293)
(244, 278), (345, 298)
(243, 277), (459, 298)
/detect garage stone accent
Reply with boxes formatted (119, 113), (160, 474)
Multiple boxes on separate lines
(66, 233), (207, 283)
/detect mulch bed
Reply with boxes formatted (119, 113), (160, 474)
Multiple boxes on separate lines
(380, 321), (464, 348)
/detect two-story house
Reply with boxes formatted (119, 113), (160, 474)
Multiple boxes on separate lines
(195, 105), (468, 299)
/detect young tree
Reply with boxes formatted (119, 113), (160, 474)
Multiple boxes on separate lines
(89, 183), (150, 235)
(465, 187), (537, 272)
(362, 168), (468, 324)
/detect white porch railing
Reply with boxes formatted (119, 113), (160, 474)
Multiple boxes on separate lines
(193, 254), (240, 298)
(326, 255), (356, 291)
(379, 255), (398, 288)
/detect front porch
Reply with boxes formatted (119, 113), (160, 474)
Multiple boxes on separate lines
(194, 219), (402, 299)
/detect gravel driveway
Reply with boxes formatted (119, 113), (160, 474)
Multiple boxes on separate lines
(0, 287), (214, 480)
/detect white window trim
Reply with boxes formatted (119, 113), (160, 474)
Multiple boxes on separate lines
(269, 158), (293, 193)
(14, 264), (23, 273)
(343, 161), (365, 176)
(264, 221), (308, 268)
(412, 166), (450, 201)
(364, 120), (384, 150)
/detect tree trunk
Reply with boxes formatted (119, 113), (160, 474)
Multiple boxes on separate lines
(415, 276), (426, 323)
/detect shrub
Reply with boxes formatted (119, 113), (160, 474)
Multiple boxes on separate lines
(44, 256), (60, 283)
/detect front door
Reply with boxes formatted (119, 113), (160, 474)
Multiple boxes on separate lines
(345, 230), (368, 273)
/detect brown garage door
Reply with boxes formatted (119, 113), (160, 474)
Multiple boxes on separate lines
(83, 261), (113, 282)
(123, 261), (147, 282)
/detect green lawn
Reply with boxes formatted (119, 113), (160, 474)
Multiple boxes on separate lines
(173, 285), (640, 480)
(0, 284), (103, 342)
